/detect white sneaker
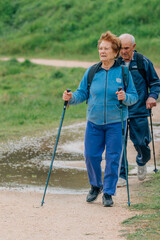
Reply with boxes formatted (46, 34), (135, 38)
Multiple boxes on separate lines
(137, 165), (147, 181)
(117, 177), (127, 187)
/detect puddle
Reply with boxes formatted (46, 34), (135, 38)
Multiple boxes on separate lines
(0, 122), (160, 194)
(0, 122), (89, 193)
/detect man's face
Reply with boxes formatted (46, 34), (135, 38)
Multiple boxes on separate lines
(120, 38), (136, 62)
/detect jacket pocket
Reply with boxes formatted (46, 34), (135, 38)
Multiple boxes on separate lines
(106, 104), (122, 122)
(87, 104), (104, 123)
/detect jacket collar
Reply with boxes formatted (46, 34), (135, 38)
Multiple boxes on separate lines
(97, 60), (120, 72)
(118, 51), (137, 64)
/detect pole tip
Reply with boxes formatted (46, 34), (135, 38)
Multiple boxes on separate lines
(153, 168), (158, 173)
(41, 201), (44, 207)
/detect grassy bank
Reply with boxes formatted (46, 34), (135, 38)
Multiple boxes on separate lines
(122, 171), (160, 239)
(0, 59), (87, 141)
(0, 0), (160, 64)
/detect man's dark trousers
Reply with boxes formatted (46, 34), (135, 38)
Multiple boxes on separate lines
(120, 117), (151, 180)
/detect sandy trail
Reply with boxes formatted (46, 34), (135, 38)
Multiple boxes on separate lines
(0, 57), (159, 240)
(0, 179), (139, 240)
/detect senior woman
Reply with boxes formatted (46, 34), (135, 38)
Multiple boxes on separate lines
(63, 31), (138, 207)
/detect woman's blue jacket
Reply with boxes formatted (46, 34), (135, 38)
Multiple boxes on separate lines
(69, 61), (138, 125)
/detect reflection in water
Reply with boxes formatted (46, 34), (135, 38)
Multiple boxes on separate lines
(0, 122), (160, 193)
(0, 122), (89, 193)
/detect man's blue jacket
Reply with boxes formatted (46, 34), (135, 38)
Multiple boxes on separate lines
(69, 61), (138, 125)
(119, 51), (160, 118)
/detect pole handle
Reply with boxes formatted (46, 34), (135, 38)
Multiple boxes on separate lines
(64, 89), (71, 106)
(118, 87), (123, 105)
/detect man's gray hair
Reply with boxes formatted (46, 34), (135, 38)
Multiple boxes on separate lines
(119, 33), (135, 45)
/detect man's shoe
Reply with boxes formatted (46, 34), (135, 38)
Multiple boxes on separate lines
(102, 193), (113, 207)
(117, 177), (127, 187)
(86, 185), (102, 202)
(137, 164), (147, 181)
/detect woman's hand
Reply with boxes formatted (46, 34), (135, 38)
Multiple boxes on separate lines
(63, 90), (73, 101)
(116, 89), (126, 101)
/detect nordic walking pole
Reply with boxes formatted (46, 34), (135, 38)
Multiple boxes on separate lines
(118, 87), (131, 207)
(41, 89), (71, 206)
(149, 109), (158, 173)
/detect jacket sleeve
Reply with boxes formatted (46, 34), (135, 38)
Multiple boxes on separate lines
(69, 68), (90, 105)
(122, 71), (138, 106)
(144, 57), (160, 100)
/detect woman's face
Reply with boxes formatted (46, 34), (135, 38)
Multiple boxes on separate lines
(98, 40), (117, 63)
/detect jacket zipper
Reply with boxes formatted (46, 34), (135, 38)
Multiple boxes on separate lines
(104, 71), (108, 124)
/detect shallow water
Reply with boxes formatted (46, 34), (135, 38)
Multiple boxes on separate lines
(0, 121), (160, 194)
(0, 122), (89, 194)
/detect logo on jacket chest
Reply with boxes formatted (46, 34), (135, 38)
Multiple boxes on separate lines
(116, 78), (122, 83)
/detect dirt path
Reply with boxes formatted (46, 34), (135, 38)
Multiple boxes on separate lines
(0, 177), (141, 240)
(0, 57), (96, 68)
(0, 57), (160, 72)
(0, 57), (159, 240)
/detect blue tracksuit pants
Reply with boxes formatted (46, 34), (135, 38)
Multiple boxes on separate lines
(84, 121), (126, 196)
(120, 117), (151, 179)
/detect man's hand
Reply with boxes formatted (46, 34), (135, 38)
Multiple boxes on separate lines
(146, 97), (157, 109)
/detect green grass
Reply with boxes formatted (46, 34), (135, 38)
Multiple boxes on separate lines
(0, 0), (160, 64)
(122, 172), (160, 239)
(0, 59), (87, 141)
